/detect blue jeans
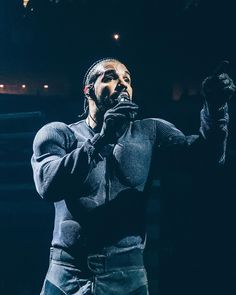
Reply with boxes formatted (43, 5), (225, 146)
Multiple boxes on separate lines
(40, 248), (149, 295)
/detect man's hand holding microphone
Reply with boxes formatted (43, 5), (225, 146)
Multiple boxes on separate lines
(99, 93), (139, 144)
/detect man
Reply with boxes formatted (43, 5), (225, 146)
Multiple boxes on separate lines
(31, 58), (235, 294)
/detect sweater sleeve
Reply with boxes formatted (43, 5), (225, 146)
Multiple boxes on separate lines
(31, 122), (102, 202)
(154, 102), (229, 165)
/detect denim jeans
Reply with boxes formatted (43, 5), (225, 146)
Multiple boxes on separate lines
(40, 248), (149, 295)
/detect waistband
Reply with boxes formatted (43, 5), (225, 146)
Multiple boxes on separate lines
(87, 249), (144, 274)
(50, 247), (144, 274)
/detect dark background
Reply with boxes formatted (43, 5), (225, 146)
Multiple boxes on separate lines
(0, 1), (236, 294)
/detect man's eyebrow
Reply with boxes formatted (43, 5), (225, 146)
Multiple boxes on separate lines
(103, 69), (117, 75)
(125, 70), (131, 76)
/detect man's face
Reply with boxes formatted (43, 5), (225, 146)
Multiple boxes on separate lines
(92, 61), (133, 111)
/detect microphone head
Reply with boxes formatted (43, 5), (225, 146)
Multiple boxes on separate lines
(117, 93), (138, 120)
(117, 92), (131, 103)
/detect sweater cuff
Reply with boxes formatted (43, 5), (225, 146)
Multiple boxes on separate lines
(90, 133), (106, 150)
(84, 133), (106, 162)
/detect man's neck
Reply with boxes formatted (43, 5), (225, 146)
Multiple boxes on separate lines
(86, 111), (103, 131)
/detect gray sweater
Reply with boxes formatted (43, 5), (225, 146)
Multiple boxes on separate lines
(31, 103), (228, 256)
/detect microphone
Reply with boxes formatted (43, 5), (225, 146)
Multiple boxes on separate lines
(117, 93), (137, 120)
(117, 92), (131, 102)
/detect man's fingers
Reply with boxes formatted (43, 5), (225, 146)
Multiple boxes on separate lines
(105, 113), (127, 122)
(218, 73), (233, 86)
(113, 101), (137, 107)
(112, 101), (139, 110)
(218, 73), (229, 80)
(213, 60), (230, 76)
(223, 84), (236, 95)
(202, 65), (235, 103)
(203, 74), (235, 91)
(109, 104), (139, 115)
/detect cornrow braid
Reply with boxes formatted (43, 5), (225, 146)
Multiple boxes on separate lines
(78, 97), (89, 119)
(82, 57), (121, 88)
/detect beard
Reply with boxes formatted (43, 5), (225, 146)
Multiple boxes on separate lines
(97, 91), (131, 112)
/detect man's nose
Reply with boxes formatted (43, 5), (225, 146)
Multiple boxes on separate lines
(116, 78), (127, 91)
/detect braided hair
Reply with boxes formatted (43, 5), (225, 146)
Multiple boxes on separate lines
(79, 57), (123, 118)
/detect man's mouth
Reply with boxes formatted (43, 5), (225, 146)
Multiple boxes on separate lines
(102, 91), (130, 110)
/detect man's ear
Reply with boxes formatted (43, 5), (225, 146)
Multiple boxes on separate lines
(83, 83), (94, 99)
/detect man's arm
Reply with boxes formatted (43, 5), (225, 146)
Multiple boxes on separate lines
(31, 121), (104, 202)
(155, 72), (234, 165)
(31, 101), (138, 202)
(197, 101), (229, 165)
(198, 71), (235, 164)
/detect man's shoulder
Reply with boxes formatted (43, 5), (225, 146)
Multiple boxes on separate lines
(136, 118), (184, 141)
(68, 120), (87, 131)
(136, 117), (175, 129)
(33, 121), (78, 147)
(36, 119), (87, 135)
(35, 121), (72, 137)
(131, 118), (174, 140)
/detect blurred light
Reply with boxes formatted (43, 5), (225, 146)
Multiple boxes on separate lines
(22, 84), (26, 89)
(23, 0), (29, 8)
(172, 83), (183, 101)
(113, 33), (120, 40)
(50, 0), (61, 3)
(43, 85), (49, 89)
(0, 84), (4, 88)
(31, 8), (34, 12)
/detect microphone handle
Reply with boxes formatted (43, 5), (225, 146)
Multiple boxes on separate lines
(117, 93), (136, 120)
